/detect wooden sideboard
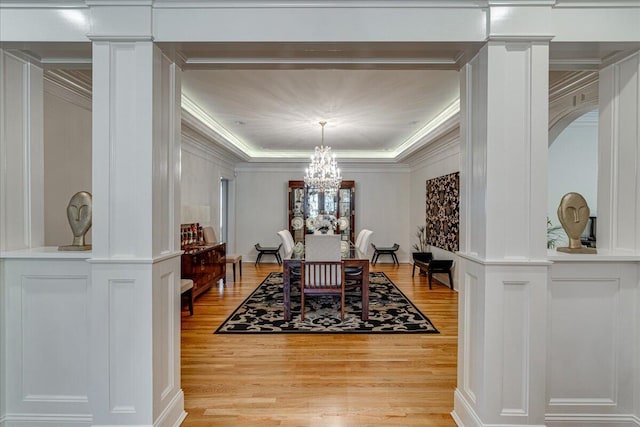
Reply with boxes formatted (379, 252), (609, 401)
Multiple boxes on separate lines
(181, 242), (226, 299)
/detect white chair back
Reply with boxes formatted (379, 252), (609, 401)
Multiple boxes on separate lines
(305, 235), (341, 261)
(277, 230), (295, 259)
(354, 229), (366, 248)
(357, 229), (373, 257)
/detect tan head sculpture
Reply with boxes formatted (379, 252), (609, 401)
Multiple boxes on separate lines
(556, 192), (596, 254)
(58, 191), (92, 251)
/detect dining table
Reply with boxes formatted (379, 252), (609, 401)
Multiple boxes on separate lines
(282, 245), (370, 321)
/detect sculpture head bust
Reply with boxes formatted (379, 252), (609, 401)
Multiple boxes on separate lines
(67, 191), (92, 246)
(557, 192), (589, 249)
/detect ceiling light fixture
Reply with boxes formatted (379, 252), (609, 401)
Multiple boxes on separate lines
(304, 121), (342, 194)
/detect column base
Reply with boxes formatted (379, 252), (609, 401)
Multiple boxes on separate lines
(452, 389), (547, 427)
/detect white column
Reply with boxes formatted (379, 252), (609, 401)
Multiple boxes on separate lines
(0, 49), (44, 252)
(453, 38), (550, 427)
(597, 51), (640, 255)
(88, 6), (183, 424)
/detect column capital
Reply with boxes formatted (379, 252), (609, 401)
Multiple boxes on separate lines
(86, 2), (153, 41)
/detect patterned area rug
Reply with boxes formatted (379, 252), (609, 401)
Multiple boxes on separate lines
(215, 272), (439, 334)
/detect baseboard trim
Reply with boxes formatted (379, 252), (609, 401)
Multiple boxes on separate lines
(546, 413), (640, 427)
(154, 389), (186, 427)
(0, 412), (92, 426)
(452, 388), (482, 427)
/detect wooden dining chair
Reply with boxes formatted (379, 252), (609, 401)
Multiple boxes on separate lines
(300, 260), (345, 321)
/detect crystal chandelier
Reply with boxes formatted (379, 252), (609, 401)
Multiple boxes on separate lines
(304, 121), (342, 193)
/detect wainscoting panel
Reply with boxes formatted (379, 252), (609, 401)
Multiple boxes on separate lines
(463, 269), (480, 405)
(1, 256), (92, 425)
(547, 260), (639, 426)
(501, 280), (530, 416)
(549, 277), (618, 406)
(156, 270), (173, 401)
(22, 275), (89, 403)
(152, 256), (185, 425)
(108, 278), (137, 414)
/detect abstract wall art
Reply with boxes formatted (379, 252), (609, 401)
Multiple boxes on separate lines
(425, 172), (460, 252)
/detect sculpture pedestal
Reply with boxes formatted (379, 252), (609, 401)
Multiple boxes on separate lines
(556, 246), (597, 254)
(58, 244), (92, 251)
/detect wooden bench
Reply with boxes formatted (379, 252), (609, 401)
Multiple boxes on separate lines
(413, 259), (454, 290)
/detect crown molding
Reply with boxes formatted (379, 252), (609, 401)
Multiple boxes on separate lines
(44, 70), (93, 111)
(184, 56), (459, 67)
(181, 131), (239, 172)
(395, 106), (460, 162)
(406, 126), (460, 169)
(181, 111), (250, 163)
(549, 70), (598, 102)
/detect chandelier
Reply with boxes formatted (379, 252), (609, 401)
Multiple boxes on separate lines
(304, 121), (342, 193)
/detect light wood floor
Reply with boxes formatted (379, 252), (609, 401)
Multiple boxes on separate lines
(180, 262), (459, 426)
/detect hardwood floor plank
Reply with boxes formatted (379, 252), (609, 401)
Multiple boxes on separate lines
(181, 262), (458, 426)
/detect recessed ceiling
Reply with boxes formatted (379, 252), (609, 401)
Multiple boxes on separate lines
(181, 68), (460, 158)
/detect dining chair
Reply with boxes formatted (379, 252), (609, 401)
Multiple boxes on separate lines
(345, 229), (373, 285)
(354, 228), (366, 249)
(278, 229), (301, 282)
(357, 229), (373, 257)
(277, 229), (296, 259)
(300, 260), (345, 321)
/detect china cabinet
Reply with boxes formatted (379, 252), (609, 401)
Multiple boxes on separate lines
(288, 180), (355, 245)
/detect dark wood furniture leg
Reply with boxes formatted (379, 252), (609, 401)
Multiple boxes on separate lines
(283, 260), (293, 321)
(361, 260), (369, 320)
(412, 259), (429, 277)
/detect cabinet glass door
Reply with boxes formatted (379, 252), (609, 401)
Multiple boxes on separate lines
(289, 182), (305, 244)
(288, 180), (355, 245)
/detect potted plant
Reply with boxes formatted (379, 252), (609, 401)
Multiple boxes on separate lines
(412, 225), (433, 264)
(547, 217), (564, 249)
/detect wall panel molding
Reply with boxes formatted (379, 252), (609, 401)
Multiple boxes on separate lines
(108, 278), (137, 414)
(1, 258), (92, 424)
(547, 261), (638, 426)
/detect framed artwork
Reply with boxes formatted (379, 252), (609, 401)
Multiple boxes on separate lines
(425, 172), (459, 252)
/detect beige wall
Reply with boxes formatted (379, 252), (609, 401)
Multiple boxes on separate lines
(43, 90), (92, 246)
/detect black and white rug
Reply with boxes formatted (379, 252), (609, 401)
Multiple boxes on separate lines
(215, 272), (439, 334)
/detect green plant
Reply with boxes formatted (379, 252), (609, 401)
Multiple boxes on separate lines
(547, 217), (563, 249)
(412, 225), (431, 252)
